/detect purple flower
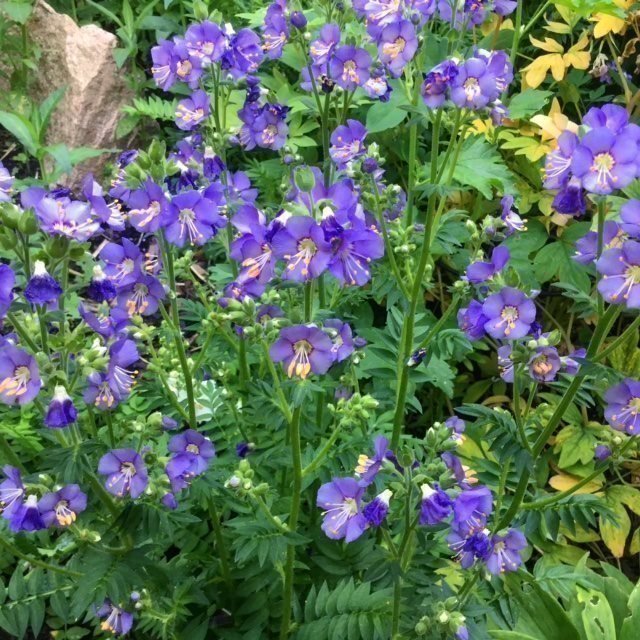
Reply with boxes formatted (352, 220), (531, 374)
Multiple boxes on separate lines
(528, 346), (562, 383)
(272, 216), (332, 282)
(571, 126), (638, 195)
(604, 378), (640, 435)
(543, 131), (579, 189)
(270, 324), (335, 379)
(230, 206), (276, 285)
(422, 60), (459, 108)
(317, 477), (367, 542)
(482, 287), (536, 340)
(0, 264), (15, 319)
(79, 304), (129, 341)
(175, 90), (210, 131)
(561, 347), (585, 376)
(310, 23), (340, 66)
(96, 601), (134, 636)
(583, 104), (631, 133)
(100, 239), (144, 289)
(223, 28), (264, 77)
(236, 442), (254, 458)
(458, 299), (488, 341)
(116, 274), (165, 317)
(127, 179), (169, 233)
(500, 195), (526, 235)
(239, 101), (289, 151)
(324, 319), (356, 362)
(0, 162), (13, 201)
(466, 246), (509, 283)
(98, 449), (148, 499)
(450, 56), (502, 110)
(262, 3), (289, 59)
(162, 492), (178, 510)
(363, 0), (403, 27)
(32, 195), (99, 242)
(445, 416), (466, 435)
(164, 190), (224, 247)
(87, 266), (117, 303)
(552, 176), (586, 216)
(597, 240), (640, 308)
(330, 46), (371, 90)
(448, 529), (492, 568)
(575, 221), (623, 265)
(378, 20), (418, 77)
(0, 341), (41, 405)
(166, 429), (215, 491)
(173, 38), (203, 88)
(407, 347), (427, 367)
(24, 260), (62, 306)
(355, 436), (389, 486)
(8, 494), (46, 532)
(495, 0), (517, 15)
(452, 486), (493, 535)
(594, 444), (612, 461)
(151, 40), (178, 90)
(329, 120), (367, 169)
(184, 21), (227, 64)
(0, 466), (24, 518)
(620, 200), (640, 239)
(485, 529), (527, 574)
(44, 386), (78, 429)
(38, 484), (87, 527)
(498, 344), (514, 382)
(419, 483), (453, 525)
(363, 489), (392, 527)
(328, 226), (384, 286)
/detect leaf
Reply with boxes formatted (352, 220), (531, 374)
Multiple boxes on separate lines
(366, 98), (407, 134)
(508, 90), (554, 120)
(0, 1), (33, 23)
(600, 501), (630, 558)
(576, 587), (616, 640)
(549, 473), (601, 494)
(490, 633), (541, 640)
(0, 112), (38, 156)
(533, 233), (591, 292)
(447, 136), (516, 198)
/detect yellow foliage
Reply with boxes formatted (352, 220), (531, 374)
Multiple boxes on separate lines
(523, 36), (591, 88)
(591, 0), (632, 38)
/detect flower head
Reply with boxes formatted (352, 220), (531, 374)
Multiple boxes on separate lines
(597, 240), (640, 308)
(466, 246), (509, 284)
(317, 477), (367, 542)
(363, 489), (392, 527)
(98, 449), (149, 498)
(38, 484), (87, 527)
(527, 346), (562, 383)
(44, 386), (78, 429)
(355, 436), (390, 487)
(0, 466), (24, 518)
(452, 486), (493, 535)
(419, 483), (453, 525)
(604, 378), (640, 435)
(270, 324), (335, 379)
(482, 287), (536, 340)
(485, 529), (527, 574)
(0, 162), (13, 201)
(329, 120), (367, 169)
(0, 341), (41, 405)
(24, 261), (63, 306)
(96, 601), (134, 636)
(330, 46), (371, 90)
(175, 90), (210, 131)
(0, 264), (15, 319)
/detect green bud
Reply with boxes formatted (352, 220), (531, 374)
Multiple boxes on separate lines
(0, 202), (21, 229)
(46, 236), (70, 259)
(17, 209), (39, 235)
(0, 227), (17, 250)
(294, 166), (316, 193)
(193, 0), (209, 21)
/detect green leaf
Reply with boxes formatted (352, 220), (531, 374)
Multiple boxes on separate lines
(447, 136), (516, 198)
(554, 0), (626, 17)
(576, 588), (616, 640)
(0, 112), (38, 156)
(366, 90), (409, 134)
(38, 87), (67, 140)
(490, 633), (541, 640)
(508, 90), (553, 120)
(600, 501), (631, 558)
(0, 1), (33, 24)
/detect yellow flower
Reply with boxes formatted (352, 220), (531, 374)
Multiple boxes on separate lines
(530, 98), (579, 143)
(592, 0), (631, 39)
(522, 35), (591, 88)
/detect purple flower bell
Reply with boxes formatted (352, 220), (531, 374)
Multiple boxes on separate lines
(419, 483), (453, 525)
(482, 287), (536, 340)
(24, 261), (63, 306)
(8, 494), (46, 532)
(452, 486), (493, 536)
(0, 341), (42, 405)
(527, 346), (562, 383)
(175, 90), (210, 131)
(458, 300), (488, 341)
(330, 45), (371, 90)
(485, 529), (527, 574)
(44, 386), (78, 429)
(363, 489), (392, 527)
(87, 266), (117, 303)
(604, 378), (640, 435)
(466, 246), (510, 284)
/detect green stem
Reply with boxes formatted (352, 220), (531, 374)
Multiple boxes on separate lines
(391, 110), (444, 449)
(405, 75), (420, 228)
(512, 368), (531, 453)
(416, 294), (461, 350)
(279, 406), (303, 640)
(158, 237), (197, 428)
(509, 0), (523, 68)
(304, 281), (313, 323)
(252, 495), (290, 533)
(105, 411), (115, 448)
(37, 306), (50, 356)
(596, 198), (606, 317)
(261, 340), (292, 423)
(302, 423), (342, 477)
(207, 498), (233, 592)
(5, 312), (39, 352)
(0, 537), (81, 578)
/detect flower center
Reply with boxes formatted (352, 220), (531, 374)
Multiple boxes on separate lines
(285, 238), (318, 277)
(263, 124), (278, 144)
(126, 283), (150, 316)
(186, 444), (200, 455)
(382, 37), (406, 60)
(177, 59), (192, 77)
(288, 339), (313, 379)
(464, 77), (480, 99)
(121, 462), (136, 478)
(531, 356), (553, 377)
(178, 208), (204, 244)
(591, 152), (616, 187)
(498, 305), (519, 336)
(342, 60), (360, 84)
(0, 365), (31, 398)
(55, 499), (76, 526)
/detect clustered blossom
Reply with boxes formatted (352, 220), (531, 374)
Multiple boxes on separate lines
(543, 106), (640, 215)
(98, 449), (149, 499)
(165, 429), (216, 499)
(1, 466), (87, 533)
(422, 50), (513, 117)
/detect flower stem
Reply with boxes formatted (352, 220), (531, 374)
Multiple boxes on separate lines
(5, 312), (39, 352)
(596, 197), (606, 317)
(302, 422), (342, 477)
(303, 281), (313, 323)
(207, 498), (233, 592)
(159, 236), (197, 428)
(261, 340), (292, 423)
(0, 537), (81, 578)
(279, 405), (303, 640)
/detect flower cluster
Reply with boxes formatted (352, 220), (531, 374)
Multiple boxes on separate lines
(544, 105), (640, 206)
(0, 466), (87, 533)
